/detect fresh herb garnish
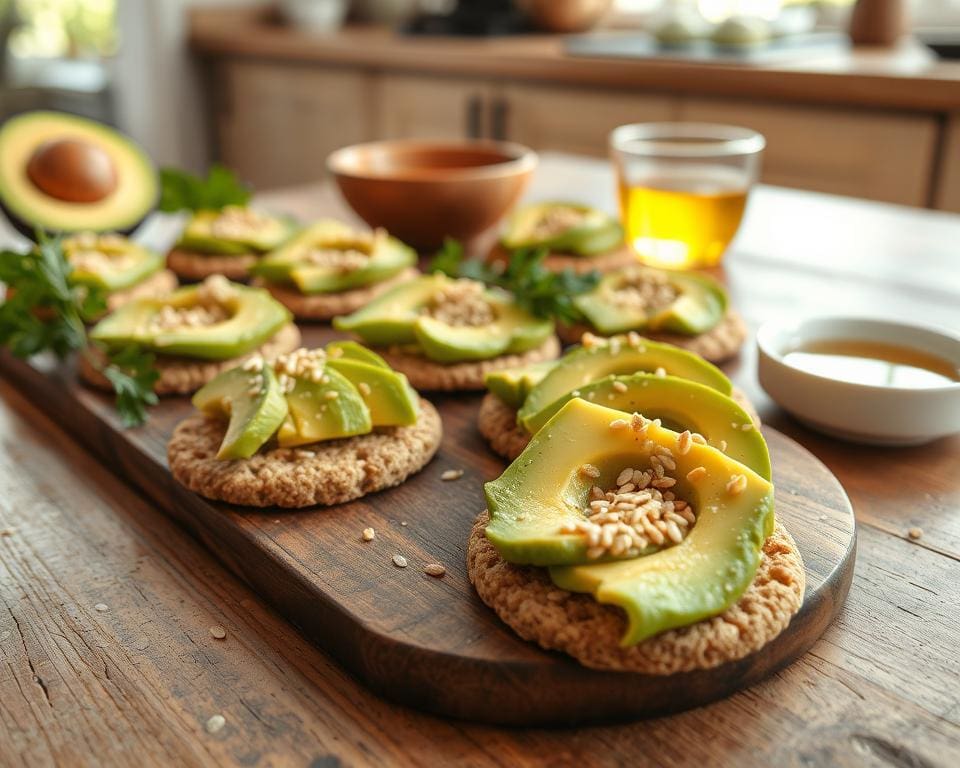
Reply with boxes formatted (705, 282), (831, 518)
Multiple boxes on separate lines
(0, 232), (158, 427)
(428, 238), (600, 324)
(158, 164), (251, 213)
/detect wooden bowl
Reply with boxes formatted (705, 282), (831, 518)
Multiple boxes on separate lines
(327, 140), (537, 250)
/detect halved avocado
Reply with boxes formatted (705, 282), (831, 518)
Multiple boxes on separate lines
(0, 111), (157, 237)
(334, 275), (554, 363)
(278, 367), (372, 447)
(485, 398), (775, 645)
(485, 359), (559, 409)
(574, 267), (727, 336)
(502, 202), (623, 256)
(89, 281), (291, 360)
(251, 220), (416, 294)
(326, 357), (419, 427)
(517, 336), (731, 431)
(63, 233), (164, 293)
(177, 208), (295, 255)
(523, 372), (770, 479)
(192, 364), (289, 459)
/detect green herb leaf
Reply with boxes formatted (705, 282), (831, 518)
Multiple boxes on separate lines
(428, 239), (599, 323)
(159, 164), (252, 213)
(100, 345), (160, 428)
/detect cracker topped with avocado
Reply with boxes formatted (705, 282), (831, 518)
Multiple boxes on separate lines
(333, 274), (561, 391)
(63, 232), (177, 313)
(491, 202), (633, 275)
(479, 331), (760, 462)
(559, 265), (747, 362)
(468, 397), (804, 672)
(250, 219), (419, 320)
(81, 275), (300, 394)
(167, 205), (295, 282)
(167, 341), (442, 508)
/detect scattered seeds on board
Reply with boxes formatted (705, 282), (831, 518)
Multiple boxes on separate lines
(0, 528), (13, 537)
(908, 527), (923, 540)
(393, 554), (408, 568)
(423, 563), (446, 578)
(361, 527), (376, 542)
(401, 521), (408, 527)
(209, 625), (227, 640)
(205, 714), (226, 734)
(441, 469), (464, 481)
(94, 603), (109, 612)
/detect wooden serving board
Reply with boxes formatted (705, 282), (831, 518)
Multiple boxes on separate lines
(0, 325), (856, 726)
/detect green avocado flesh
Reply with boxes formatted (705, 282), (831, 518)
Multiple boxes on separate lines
(0, 110), (157, 236)
(502, 202), (623, 256)
(523, 372), (770, 480)
(333, 274), (554, 363)
(326, 340), (390, 368)
(278, 367), (372, 447)
(574, 267), (727, 336)
(484, 360), (559, 409)
(326, 358), (419, 427)
(63, 233), (164, 293)
(485, 398), (775, 645)
(177, 208), (294, 255)
(89, 281), (290, 360)
(517, 336), (731, 431)
(251, 220), (416, 294)
(192, 365), (289, 459)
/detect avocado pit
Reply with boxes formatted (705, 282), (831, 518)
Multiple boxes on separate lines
(26, 138), (118, 203)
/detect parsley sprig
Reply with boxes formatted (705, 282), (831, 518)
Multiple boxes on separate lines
(159, 164), (251, 213)
(428, 239), (600, 324)
(0, 233), (158, 427)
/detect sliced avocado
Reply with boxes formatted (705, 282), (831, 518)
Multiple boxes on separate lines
(63, 233), (164, 293)
(334, 275), (554, 363)
(326, 340), (390, 369)
(326, 357), (419, 427)
(486, 398), (775, 645)
(485, 359), (559, 409)
(523, 372), (770, 479)
(502, 202), (623, 256)
(252, 220), (416, 294)
(89, 280), (291, 360)
(0, 111), (157, 237)
(278, 367), (372, 447)
(574, 267), (727, 336)
(192, 364), (288, 459)
(177, 207), (294, 255)
(518, 336), (731, 431)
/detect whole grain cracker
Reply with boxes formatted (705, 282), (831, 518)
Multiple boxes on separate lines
(167, 399), (442, 507)
(79, 323), (301, 396)
(467, 510), (804, 673)
(166, 247), (258, 282)
(252, 267), (419, 321)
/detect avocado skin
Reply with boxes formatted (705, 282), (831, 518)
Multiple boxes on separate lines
(484, 398), (775, 646)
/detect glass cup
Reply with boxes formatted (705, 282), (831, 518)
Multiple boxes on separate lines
(610, 123), (765, 270)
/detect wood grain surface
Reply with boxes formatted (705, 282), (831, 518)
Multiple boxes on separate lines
(1, 155), (958, 764)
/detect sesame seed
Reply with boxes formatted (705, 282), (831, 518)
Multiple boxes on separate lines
(686, 466), (707, 482)
(726, 474), (747, 496)
(392, 554), (408, 568)
(578, 463), (601, 479)
(718, 440), (728, 452)
(0, 528), (13, 537)
(609, 418), (628, 431)
(209, 626), (227, 640)
(205, 714), (226, 734)
(324, 391), (339, 400)
(294, 449), (316, 460)
(691, 433), (707, 445)
(358, 382), (372, 396)
(741, 423), (754, 431)
(654, 367), (667, 378)
(677, 430), (692, 455)
(362, 527), (376, 542)
(423, 563), (446, 577)
(907, 527), (923, 540)
(612, 381), (628, 393)
(441, 469), (464, 481)
(94, 603), (108, 612)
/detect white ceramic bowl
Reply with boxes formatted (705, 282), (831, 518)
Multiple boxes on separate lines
(757, 316), (960, 446)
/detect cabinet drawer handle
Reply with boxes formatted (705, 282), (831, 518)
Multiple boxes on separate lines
(491, 97), (509, 141)
(467, 95), (483, 139)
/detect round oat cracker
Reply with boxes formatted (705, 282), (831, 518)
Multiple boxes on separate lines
(167, 247), (258, 282)
(168, 399), (442, 507)
(477, 386), (762, 461)
(252, 267), (419, 321)
(558, 309), (748, 364)
(374, 335), (562, 391)
(79, 322), (301, 396)
(105, 269), (178, 312)
(467, 510), (805, 674)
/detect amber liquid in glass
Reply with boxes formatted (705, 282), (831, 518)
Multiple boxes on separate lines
(619, 169), (748, 270)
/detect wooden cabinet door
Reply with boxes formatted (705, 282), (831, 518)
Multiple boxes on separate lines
(679, 98), (937, 206)
(935, 115), (960, 213)
(215, 60), (378, 190)
(498, 83), (675, 157)
(375, 73), (493, 141)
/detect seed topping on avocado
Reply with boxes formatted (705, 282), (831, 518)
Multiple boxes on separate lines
(274, 347), (329, 393)
(210, 205), (276, 240)
(609, 267), (680, 315)
(529, 205), (587, 239)
(423, 278), (495, 327)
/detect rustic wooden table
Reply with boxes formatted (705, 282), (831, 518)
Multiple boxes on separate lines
(1, 154), (958, 767)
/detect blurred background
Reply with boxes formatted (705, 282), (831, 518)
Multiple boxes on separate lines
(1, 0), (959, 209)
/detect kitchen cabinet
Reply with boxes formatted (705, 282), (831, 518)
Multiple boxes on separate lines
(678, 99), (938, 207)
(375, 73), (494, 140)
(936, 116), (960, 214)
